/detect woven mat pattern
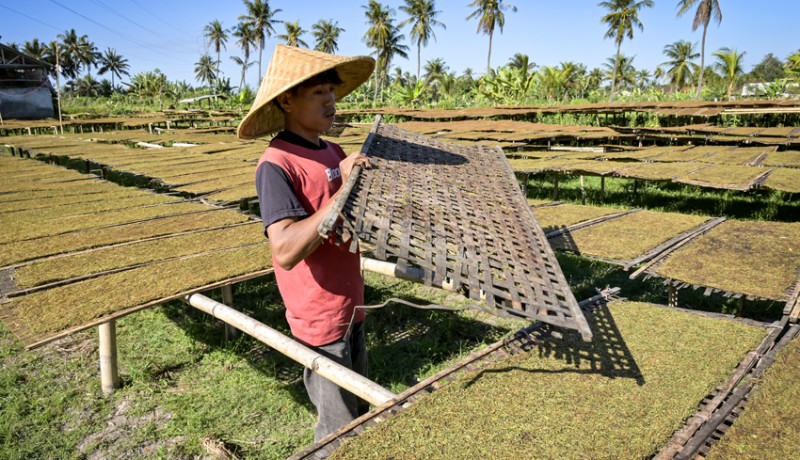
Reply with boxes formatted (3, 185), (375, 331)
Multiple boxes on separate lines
(322, 121), (591, 340)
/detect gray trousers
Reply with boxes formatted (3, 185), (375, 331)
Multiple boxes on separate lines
(304, 321), (369, 442)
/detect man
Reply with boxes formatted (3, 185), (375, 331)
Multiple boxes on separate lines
(237, 45), (375, 442)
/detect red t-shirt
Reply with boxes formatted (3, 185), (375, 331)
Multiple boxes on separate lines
(256, 136), (365, 346)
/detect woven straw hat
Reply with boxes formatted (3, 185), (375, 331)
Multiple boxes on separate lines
(237, 45), (375, 139)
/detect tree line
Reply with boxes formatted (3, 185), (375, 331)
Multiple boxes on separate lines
(7, 0), (800, 111)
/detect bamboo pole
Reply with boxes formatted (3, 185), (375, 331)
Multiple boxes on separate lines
(98, 320), (119, 395)
(185, 293), (396, 407)
(361, 257), (455, 291)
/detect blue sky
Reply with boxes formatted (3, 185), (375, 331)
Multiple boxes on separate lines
(1, 0), (797, 88)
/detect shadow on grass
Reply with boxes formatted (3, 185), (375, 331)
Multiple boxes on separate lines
(156, 274), (517, 407)
(464, 299), (645, 387)
(156, 277), (312, 409)
(525, 174), (799, 222)
(363, 279), (516, 391)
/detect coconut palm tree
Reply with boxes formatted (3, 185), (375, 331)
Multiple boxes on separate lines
(194, 54), (218, 88)
(677, 0), (722, 99)
(467, 0), (517, 74)
(203, 20), (229, 68)
(232, 21), (257, 86)
(312, 19), (345, 53)
(230, 56), (255, 91)
(97, 48), (130, 90)
(70, 75), (101, 97)
(376, 24), (409, 100)
(363, 1), (393, 101)
(508, 53), (536, 73)
(278, 21), (308, 47)
(240, 0), (282, 78)
(786, 50), (800, 77)
(423, 58), (448, 83)
(713, 47), (745, 99)
(599, 0), (653, 102)
(76, 36), (100, 79)
(399, 0), (446, 79)
(603, 54), (637, 95)
(660, 40), (700, 92)
(57, 29), (85, 79)
(23, 39), (48, 60)
(635, 68), (651, 90)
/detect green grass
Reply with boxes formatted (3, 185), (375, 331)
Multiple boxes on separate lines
(0, 272), (525, 459)
(328, 301), (766, 460)
(706, 330), (800, 460)
(523, 173), (800, 222)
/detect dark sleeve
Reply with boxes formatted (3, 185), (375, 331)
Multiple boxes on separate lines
(255, 161), (308, 234)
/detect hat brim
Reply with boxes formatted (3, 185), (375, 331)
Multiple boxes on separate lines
(237, 52), (374, 139)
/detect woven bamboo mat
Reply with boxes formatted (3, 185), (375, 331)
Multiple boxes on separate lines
(320, 119), (591, 340)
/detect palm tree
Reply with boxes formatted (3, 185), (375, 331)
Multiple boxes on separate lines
(363, 1), (393, 101)
(240, 0), (282, 78)
(125, 70), (170, 109)
(97, 48), (130, 90)
(232, 21), (257, 87)
(467, 0), (517, 73)
(76, 36), (100, 79)
(786, 50), (800, 78)
(194, 54), (218, 88)
(71, 75), (101, 97)
(660, 40), (699, 92)
(57, 29), (84, 79)
(399, 0), (446, 79)
(376, 24), (409, 100)
(278, 20), (308, 47)
(231, 56), (254, 90)
(603, 54), (637, 95)
(204, 20), (229, 68)
(713, 47), (745, 99)
(312, 19), (345, 53)
(599, 0), (654, 102)
(635, 68), (651, 90)
(508, 53), (536, 73)
(23, 39), (48, 60)
(677, 0), (722, 99)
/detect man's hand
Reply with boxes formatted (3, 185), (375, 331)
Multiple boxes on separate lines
(340, 152), (371, 183)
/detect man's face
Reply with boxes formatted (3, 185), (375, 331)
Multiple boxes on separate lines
(283, 82), (337, 137)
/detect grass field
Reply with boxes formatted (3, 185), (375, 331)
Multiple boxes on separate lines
(1, 122), (798, 458)
(0, 273), (526, 459)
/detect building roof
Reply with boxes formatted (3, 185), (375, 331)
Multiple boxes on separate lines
(0, 43), (52, 70)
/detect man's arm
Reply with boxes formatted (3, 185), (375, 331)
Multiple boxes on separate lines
(268, 152), (370, 270)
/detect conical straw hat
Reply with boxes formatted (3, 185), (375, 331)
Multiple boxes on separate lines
(237, 45), (375, 139)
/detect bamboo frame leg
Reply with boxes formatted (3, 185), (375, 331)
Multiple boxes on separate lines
(221, 284), (239, 340)
(737, 297), (745, 317)
(553, 172), (560, 201)
(580, 175), (586, 205)
(668, 284), (679, 309)
(600, 176), (606, 203)
(99, 321), (119, 395)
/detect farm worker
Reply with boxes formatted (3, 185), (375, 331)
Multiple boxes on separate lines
(237, 44), (375, 442)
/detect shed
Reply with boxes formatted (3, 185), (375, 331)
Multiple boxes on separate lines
(0, 43), (55, 120)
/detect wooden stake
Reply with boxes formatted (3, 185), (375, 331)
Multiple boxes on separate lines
(553, 172), (560, 201)
(221, 284), (239, 340)
(668, 283), (678, 308)
(186, 293), (396, 407)
(580, 175), (586, 205)
(600, 176), (606, 203)
(98, 321), (119, 395)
